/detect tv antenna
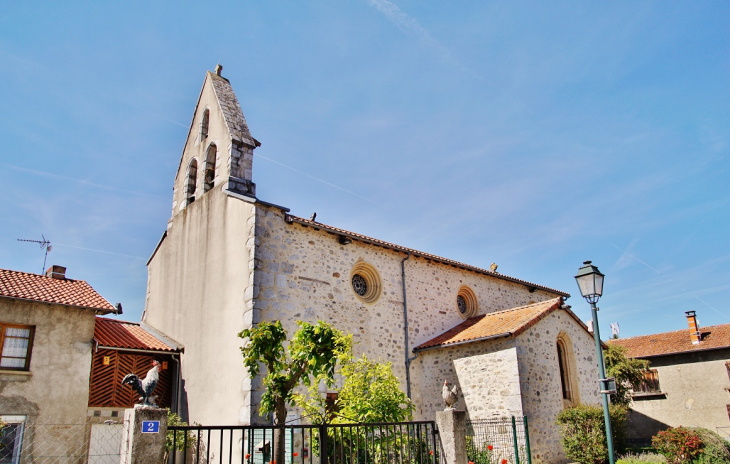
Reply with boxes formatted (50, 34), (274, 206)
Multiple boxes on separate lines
(17, 235), (52, 274)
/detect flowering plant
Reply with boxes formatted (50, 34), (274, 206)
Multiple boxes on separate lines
(652, 427), (703, 464)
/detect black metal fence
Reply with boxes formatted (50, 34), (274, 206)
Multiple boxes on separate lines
(168, 421), (439, 464)
(465, 417), (531, 464)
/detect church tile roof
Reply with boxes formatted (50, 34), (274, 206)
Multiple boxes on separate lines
(94, 318), (177, 352)
(414, 297), (567, 351)
(285, 215), (570, 297)
(0, 268), (115, 312)
(609, 324), (730, 358)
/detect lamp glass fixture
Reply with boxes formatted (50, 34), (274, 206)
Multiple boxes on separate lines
(575, 261), (604, 304)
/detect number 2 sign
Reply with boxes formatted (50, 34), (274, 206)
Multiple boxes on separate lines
(141, 421), (160, 433)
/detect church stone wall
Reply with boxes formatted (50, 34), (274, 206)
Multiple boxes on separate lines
(144, 188), (256, 426)
(514, 309), (601, 464)
(250, 203), (561, 422)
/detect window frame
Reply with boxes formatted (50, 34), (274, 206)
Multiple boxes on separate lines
(633, 369), (662, 396)
(0, 415), (27, 464)
(0, 323), (35, 371)
(556, 333), (580, 408)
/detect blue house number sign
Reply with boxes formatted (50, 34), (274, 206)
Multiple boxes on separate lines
(142, 421), (160, 433)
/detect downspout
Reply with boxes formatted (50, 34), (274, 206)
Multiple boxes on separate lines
(401, 252), (415, 399)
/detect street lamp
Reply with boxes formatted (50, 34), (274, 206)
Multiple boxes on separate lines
(575, 261), (615, 464)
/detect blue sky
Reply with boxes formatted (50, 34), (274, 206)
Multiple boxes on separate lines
(1, 1), (728, 339)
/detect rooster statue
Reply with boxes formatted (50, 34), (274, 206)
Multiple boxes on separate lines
(122, 359), (161, 407)
(442, 380), (459, 410)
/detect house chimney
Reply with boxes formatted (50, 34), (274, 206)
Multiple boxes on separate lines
(686, 311), (701, 345)
(215, 64), (223, 76)
(45, 265), (66, 280)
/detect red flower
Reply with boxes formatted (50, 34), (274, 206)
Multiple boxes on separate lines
(293, 453), (299, 457)
(502, 460), (508, 464)
(429, 451), (434, 455)
(487, 445), (493, 450)
(245, 455), (250, 460)
(469, 461), (474, 464)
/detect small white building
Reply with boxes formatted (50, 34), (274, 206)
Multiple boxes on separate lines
(142, 67), (601, 463)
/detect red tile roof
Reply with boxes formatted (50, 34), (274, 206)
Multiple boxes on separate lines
(0, 268), (115, 312)
(609, 323), (730, 358)
(285, 215), (569, 297)
(94, 318), (177, 352)
(414, 297), (573, 351)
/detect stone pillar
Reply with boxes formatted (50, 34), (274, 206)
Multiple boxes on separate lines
(436, 410), (467, 464)
(120, 406), (168, 464)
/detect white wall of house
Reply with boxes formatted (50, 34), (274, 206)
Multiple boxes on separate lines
(0, 298), (96, 457)
(628, 349), (730, 441)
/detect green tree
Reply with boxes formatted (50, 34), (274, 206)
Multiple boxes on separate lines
(238, 320), (352, 464)
(296, 355), (413, 424)
(604, 344), (650, 406)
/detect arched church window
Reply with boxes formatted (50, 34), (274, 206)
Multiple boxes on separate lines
(186, 159), (198, 205)
(557, 334), (579, 407)
(204, 144), (217, 192)
(350, 261), (381, 304)
(200, 109), (210, 140)
(456, 286), (478, 318)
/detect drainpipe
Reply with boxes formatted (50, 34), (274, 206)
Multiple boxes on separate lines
(401, 252), (413, 398)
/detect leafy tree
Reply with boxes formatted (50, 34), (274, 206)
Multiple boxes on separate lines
(238, 320), (352, 464)
(296, 355), (413, 424)
(604, 343), (650, 406)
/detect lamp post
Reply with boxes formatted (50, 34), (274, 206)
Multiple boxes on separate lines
(575, 260), (615, 464)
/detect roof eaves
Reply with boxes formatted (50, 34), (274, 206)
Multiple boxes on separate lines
(140, 322), (185, 352)
(0, 294), (116, 314)
(631, 344), (730, 359)
(413, 331), (513, 353)
(285, 215), (569, 297)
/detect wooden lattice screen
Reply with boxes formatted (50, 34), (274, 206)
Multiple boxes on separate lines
(88, 349), (174, 408)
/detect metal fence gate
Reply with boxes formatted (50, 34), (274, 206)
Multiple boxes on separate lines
(168, 421), (439, 464)
(465, 416), (531, 464)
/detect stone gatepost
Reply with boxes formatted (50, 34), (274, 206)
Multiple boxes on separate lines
(435, 410), (467, 464)
(120, 406), (168, 464)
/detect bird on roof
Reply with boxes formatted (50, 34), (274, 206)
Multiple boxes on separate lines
(122, 360), (161, 407)
(442, 380), (459, 410)
(310, 212), (317, 222)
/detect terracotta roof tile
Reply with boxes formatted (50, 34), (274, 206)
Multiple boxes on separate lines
(286, 215), (569, 297)
(0, 268), (115, 312)
(609, 323), (730, 358)
(414, 297), (565, 351)
(94, 318), (177, 352)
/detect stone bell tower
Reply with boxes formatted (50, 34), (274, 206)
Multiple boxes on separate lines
(169, 64), (261, 222)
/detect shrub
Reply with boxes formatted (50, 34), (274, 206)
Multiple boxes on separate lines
(652, 427), (703, 464)
(693, 428), (730, 464)
(556, 404), (628, 464)
(465, 436), (496, 464)
(616, 452), (666, 463)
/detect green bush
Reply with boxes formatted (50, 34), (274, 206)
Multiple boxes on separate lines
(692, 428), (730, 464)
(465, 436), (496, 464)
(652, 427), (703, 464)
(556, 404), (628, 464)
